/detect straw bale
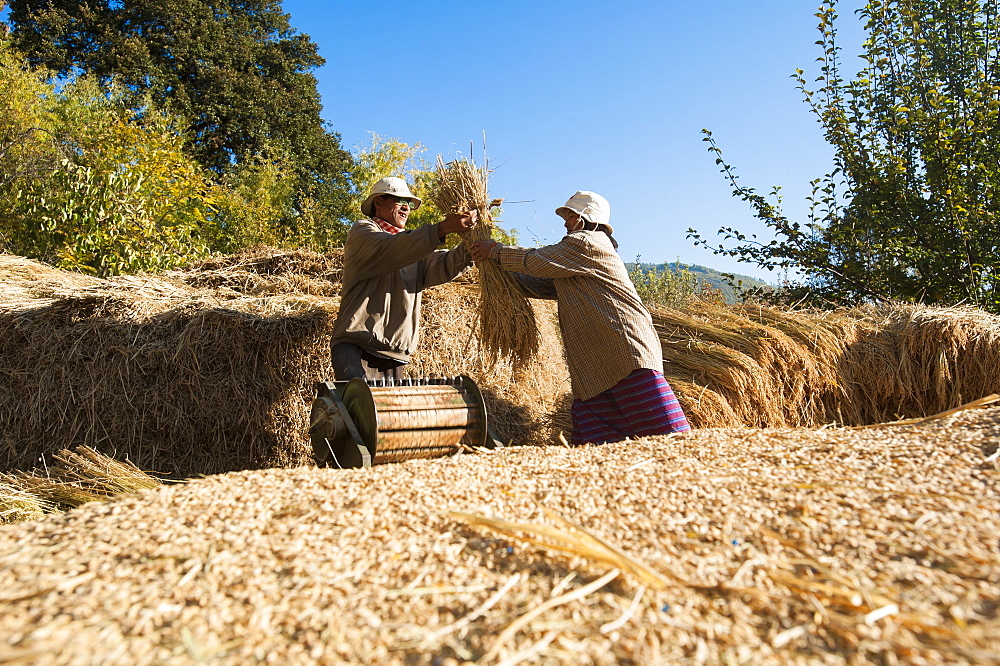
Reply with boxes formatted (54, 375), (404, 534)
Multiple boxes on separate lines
(662, 338), (781, 427)
(173, 245), (343, 297)
(5, 247), (1000, 480)
(0, 250), (568, 478)
(667, 379), (740, 429)
(656, 301), (1000, 429)
(1, 287), (332, 477)
(654, 303), (855, 428)
(0, 406), (997, 664)
(841, 304), (1000, 423)
(736, 303), (867, 425)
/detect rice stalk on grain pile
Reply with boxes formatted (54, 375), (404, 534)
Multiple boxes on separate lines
(49, 446), (164, 496)
(448, 507), (671, 590)
(0, 481), (54, 524)
(432, 156), (539, 369)
(1, 472), (106, 510)
(2, 446), (163, 514)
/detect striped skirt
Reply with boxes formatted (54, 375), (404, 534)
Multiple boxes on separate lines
(571, 368), (690, 446)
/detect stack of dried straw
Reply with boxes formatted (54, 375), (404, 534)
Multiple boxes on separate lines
(0, 482), (51, 524)
(0, 250), (567, 480)
(652, 301), (1000, 428)
(431, 157), (540, 369)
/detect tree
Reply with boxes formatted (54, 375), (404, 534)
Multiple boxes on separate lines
(7, 0), (353, 229)
(347, 133), (432, 224)
(0, 31), (59, 195)
(627, 258), (701, 308)
(691, 0), (1000, 311)
(0, 40), (226, 275)
(2, 79), (221, 276)
(209, 151), (301, 254)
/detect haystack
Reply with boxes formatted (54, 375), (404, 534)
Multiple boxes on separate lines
(0, 250), (568, 479)
(841, 304), (1000, 422)
(5, 246), (1000, 481)
(654, 301), (1000, 428)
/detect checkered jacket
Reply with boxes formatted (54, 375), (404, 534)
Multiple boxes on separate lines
(492, 230), (663, 400)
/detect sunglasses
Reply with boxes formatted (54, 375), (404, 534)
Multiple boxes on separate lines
(385, 196), (414, 207)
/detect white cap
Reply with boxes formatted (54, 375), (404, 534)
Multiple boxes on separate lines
(360, 177), (422, 217)
(556, 191), (612, 233)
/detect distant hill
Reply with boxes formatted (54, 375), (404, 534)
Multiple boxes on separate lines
(626, 261), (772, 304)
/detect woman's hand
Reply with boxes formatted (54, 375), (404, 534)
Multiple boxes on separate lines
(470, 240), (499, 263)
(439, 209), (478, 236)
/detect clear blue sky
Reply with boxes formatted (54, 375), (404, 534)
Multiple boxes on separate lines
(1, 1), (867, 282)
(284, 0), (867, 282)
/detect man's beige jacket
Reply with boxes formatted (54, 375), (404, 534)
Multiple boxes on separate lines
(331, 220), (473, 361)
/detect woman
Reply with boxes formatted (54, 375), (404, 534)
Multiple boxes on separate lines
(470, 191), (690, 445)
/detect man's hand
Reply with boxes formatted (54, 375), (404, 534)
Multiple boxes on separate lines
(470, 240), (499, 263)
(439, 209), (479, 236)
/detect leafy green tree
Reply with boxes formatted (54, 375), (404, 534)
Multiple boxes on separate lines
(0, 44), (221, 275)
(0, 35), (59, 197)
(209, 153), (297, 253)
(347, 133), (430, 223)
(691, 0), (1000, 311)
(7, 0), (353, 229)
(627, 258), (701, 308)
(346, 134), (519, 245)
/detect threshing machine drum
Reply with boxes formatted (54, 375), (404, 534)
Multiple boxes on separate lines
(309, 375), (489, 468)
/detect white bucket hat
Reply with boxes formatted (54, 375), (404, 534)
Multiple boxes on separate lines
(360, 177), (422, 217)
(556, 191), (612, 233)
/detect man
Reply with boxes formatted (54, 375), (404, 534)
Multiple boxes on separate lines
(470, 191), (690, 444)
(330, 177), (478, 381)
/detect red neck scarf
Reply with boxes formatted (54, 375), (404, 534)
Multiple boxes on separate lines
(372, 217), (402, 235)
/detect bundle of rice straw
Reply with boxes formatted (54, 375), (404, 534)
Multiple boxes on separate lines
(432, 157), (539, 368)
(2, 446), (163, 513)
(0, 481), (52, 524)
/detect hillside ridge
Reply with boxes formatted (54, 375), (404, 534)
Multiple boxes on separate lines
(626, 260), (772, 303)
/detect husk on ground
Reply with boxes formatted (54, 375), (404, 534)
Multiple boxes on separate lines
(0, 406), (997, 663)
(430, 156), (540, 369)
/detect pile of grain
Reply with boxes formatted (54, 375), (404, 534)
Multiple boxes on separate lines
(1, 408), (996, 663)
